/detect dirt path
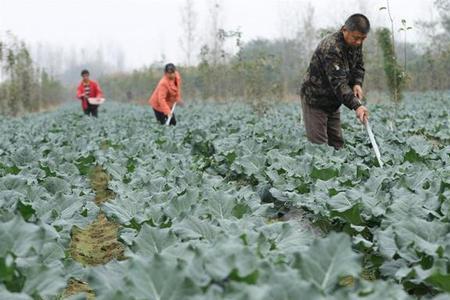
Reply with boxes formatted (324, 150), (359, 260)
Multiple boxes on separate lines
(62, 165), (124, 299)
(62, 279), (95, 300)
(70, 213), (125, 266)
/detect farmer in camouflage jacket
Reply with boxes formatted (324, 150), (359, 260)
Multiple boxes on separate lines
(301, 14), (370, 149)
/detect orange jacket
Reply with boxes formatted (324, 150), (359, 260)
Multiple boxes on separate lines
(76, 80), (103, 110)
(149, 72), (182, 115)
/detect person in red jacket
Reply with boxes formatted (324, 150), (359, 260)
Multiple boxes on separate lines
(76, 69), (104, 117)
(149, 63), (183, 126)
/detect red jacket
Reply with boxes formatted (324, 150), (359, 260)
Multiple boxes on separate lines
(148, 72), (182, 115)
(76, 80), (104, 110)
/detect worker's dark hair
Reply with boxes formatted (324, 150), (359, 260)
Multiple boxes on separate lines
(164, 63), (176, 74)
(344, 14), (370, 34)
(81, 69), (90, 76)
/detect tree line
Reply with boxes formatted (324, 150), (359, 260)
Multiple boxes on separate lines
(99, 0), (450, 107)
(1, 0), (449, 116)
(0, 32), (67, 116)
(0, 34), (125, 116)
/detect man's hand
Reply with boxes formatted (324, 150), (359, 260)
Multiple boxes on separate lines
(356, 106), (369, 124)
(353, 84), (363, 100)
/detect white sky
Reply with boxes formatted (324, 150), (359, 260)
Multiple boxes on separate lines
(0, 0), (436, 69)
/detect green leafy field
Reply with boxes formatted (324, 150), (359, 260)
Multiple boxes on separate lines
(0, 93), (449, 299)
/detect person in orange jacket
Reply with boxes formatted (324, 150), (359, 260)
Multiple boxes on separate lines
(76, 69), (104, 117)
(149, 63), (183, 126)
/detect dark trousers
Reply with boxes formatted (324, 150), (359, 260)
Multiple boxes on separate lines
(84, 103), (98, 117)
(301, 99), (344, 149)
(153, 109), (176, 126)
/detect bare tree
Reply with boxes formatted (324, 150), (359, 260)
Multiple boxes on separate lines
(277, 0), (301, 40)
(435, 0), (450, 34)
(207, 0), (224, 65)
(300, 2), (316, 58)
(179, 0), (198, 66)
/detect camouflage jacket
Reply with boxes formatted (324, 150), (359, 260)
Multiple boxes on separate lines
(301, 31), (364, 112)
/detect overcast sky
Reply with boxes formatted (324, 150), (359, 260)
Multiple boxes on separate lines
(0, 0), (436, 69)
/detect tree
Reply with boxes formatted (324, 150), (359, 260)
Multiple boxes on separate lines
(376, 28), (405, 103)
(0, 32), (66, 115)
(379, 0), (413, 102)
(435, 0), (450, 34)
(300, 2), (317, 60)
(207, 0), (224, 66)
(379, 0), (400, 102)
(179, 0), (198, 66)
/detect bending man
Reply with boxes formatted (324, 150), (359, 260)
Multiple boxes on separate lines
(301, 14), (370, 149)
